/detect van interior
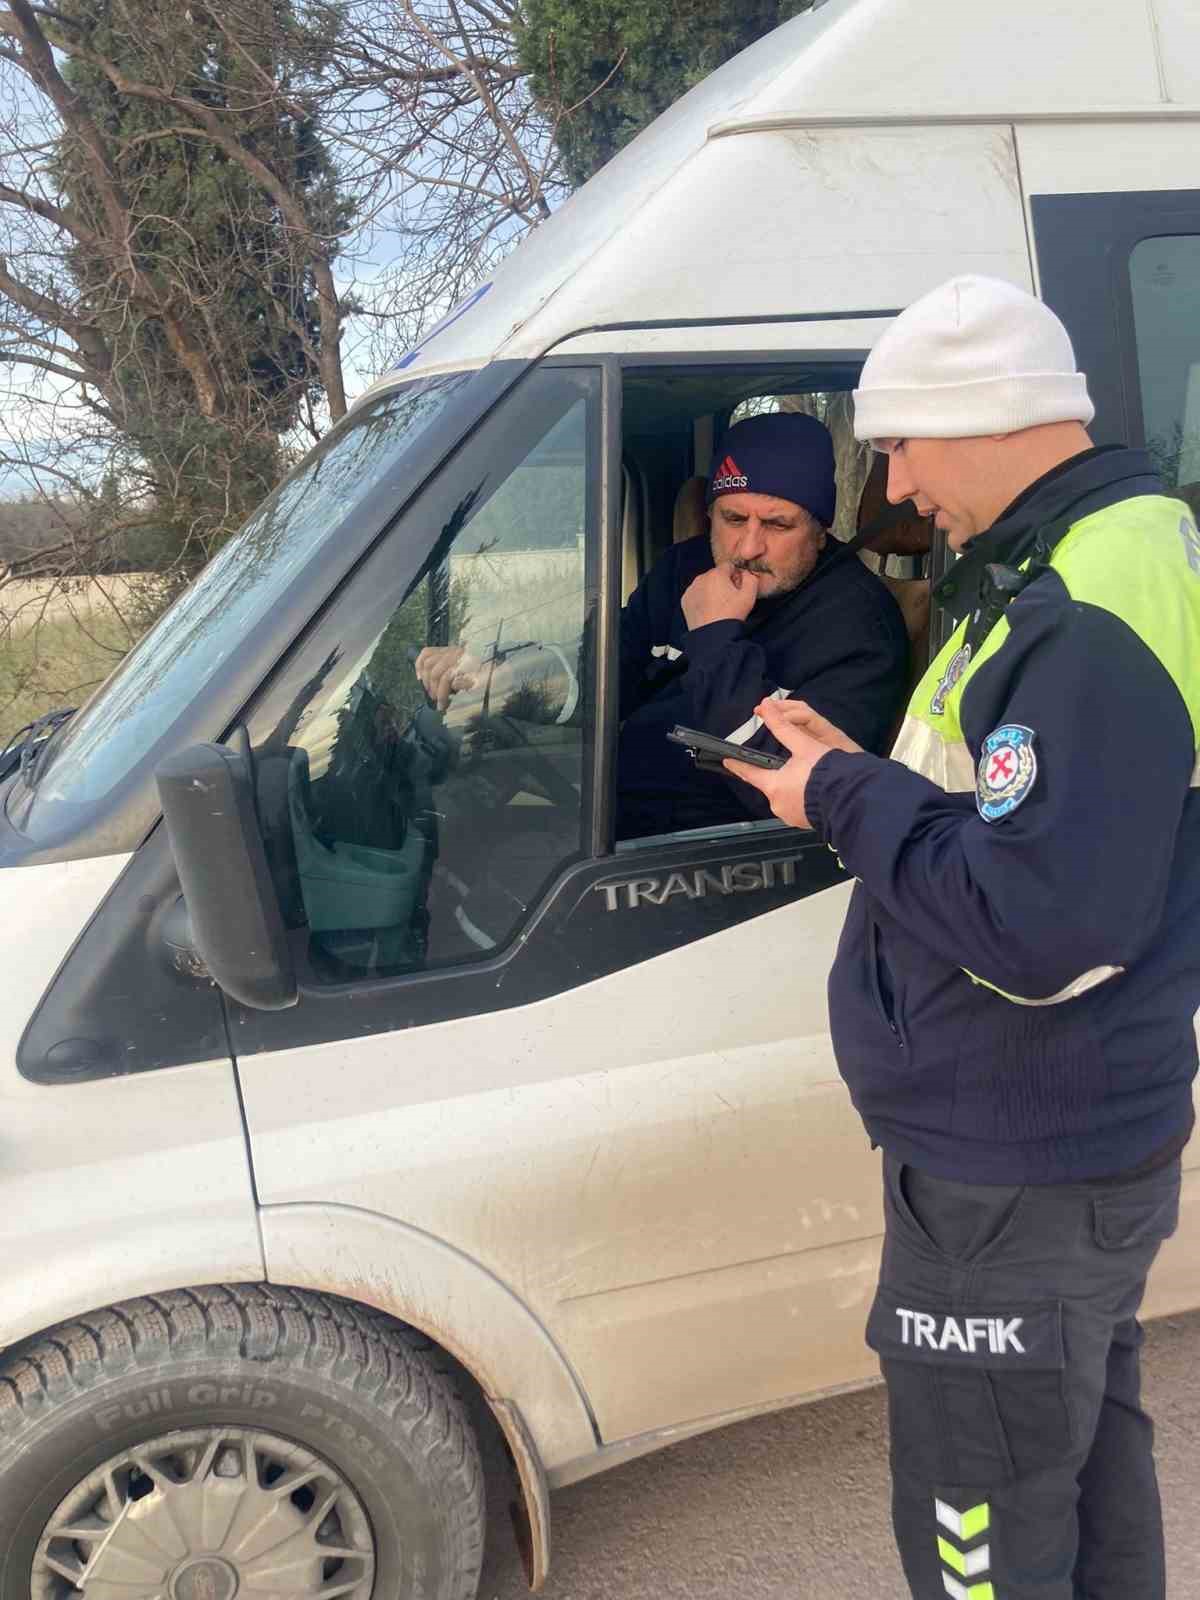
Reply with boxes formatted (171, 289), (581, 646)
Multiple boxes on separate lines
(617, 363), (936, 706)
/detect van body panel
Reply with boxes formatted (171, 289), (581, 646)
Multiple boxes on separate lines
(1155, 0), (1200, 105)
(1016, 120), (1200, 204)
(0, 856), (264, 1351)
(258, 1204), (597, 1469)
(503, 127), (1030, 355)
(369, 123), (1031, 392)
(750, 0), (1163, 119)
(0, 1125), (264, 1355)
(1, 855), (128, 1036)
(549, 1151), (1200, 1484)
(236, 880), (887, 1442)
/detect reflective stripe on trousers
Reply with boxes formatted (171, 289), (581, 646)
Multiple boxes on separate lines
(868, 1153), (1181, 1599)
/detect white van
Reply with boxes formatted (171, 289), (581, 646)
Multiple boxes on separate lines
(3, 1), (1199, 1595)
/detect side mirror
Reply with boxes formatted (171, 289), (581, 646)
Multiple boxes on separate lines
(156, 741), (298, 1010)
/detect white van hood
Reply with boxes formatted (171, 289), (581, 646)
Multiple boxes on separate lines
(360, 0), (1195, 397)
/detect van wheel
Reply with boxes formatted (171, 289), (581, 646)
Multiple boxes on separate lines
(0, 1285), (485, 1600)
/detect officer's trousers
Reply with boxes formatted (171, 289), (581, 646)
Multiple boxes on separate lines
(869, 1152), (1182, 1599)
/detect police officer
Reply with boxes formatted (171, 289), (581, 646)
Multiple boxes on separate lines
(730, 275), (1200, 1600)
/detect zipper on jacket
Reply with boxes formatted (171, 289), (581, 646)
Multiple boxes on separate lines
(866, 915), (906, 1048)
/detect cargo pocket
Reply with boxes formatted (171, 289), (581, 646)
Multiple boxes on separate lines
(1092, 1170), (1181, 1253)
(867, 1284), (1072, 1485)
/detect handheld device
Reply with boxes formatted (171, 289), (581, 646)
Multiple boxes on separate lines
(667, 724), (786, 773)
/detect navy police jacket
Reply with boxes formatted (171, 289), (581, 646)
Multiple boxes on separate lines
(617, 533), (908, 839)
(807, 448), (1200, 1183)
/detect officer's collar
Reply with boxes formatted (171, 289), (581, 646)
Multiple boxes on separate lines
(934, 445), (1162, 623)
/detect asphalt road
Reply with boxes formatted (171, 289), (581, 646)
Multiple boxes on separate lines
(478, 1309), (1200, 1599)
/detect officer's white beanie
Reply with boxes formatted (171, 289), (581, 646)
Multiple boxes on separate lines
(852, 275), (1095, 442)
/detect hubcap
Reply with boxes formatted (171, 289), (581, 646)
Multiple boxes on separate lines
(170, 1555), (239, 1600)
(32, 1426), (375, 1598)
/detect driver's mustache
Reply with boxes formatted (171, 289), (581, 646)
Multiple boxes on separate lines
(733, 559), (772, 576)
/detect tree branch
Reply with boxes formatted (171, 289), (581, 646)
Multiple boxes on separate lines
(0, 252), (114, 383)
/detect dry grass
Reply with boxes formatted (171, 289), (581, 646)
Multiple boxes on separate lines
(1, 572), (159, 636)
(0, 576), (159, 743)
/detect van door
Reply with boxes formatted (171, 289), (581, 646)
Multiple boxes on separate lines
(1032, 186), (1200, 495)
(231, 356), (894, 1451)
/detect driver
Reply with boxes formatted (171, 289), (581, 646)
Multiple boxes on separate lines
(418, 411), (909, 839)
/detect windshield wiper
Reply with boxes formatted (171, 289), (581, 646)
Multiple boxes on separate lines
(0, 706), (77, 788)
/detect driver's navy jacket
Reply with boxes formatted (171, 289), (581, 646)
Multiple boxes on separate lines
(806, 448), (1200, 1183)
(616, 533), (908, 840)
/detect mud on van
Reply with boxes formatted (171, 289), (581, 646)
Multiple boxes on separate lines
(2, 0), (1200, 1595)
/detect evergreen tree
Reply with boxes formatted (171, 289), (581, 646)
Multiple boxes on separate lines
(516, 0), (814, 187)
(45, 0), (354, 568)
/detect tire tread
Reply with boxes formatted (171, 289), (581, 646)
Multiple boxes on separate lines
(0, 1285), (485, 1600)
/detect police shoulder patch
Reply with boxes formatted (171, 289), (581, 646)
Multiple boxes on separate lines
(976, 723), (1038, 822)
(930, 642), (971, 716)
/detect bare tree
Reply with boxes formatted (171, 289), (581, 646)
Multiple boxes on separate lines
(315, 0), (569, 377)
(0, 0), (355, 577)
(0, 0), (575, 735)
(0, 0), (576, 546)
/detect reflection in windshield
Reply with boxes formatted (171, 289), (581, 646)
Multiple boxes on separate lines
(10, 374), (471, 833)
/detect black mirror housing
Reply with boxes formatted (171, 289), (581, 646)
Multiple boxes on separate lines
(156, 742), (298, 1010)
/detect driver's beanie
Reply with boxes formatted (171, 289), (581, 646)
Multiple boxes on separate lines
(707, 412), (837, 528)
(852, 274), (1095, 442)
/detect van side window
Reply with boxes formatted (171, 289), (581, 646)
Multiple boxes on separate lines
(1129, 235), (1200, 508)
(251, 370), (595, 983)
(614, 370), (922, 848)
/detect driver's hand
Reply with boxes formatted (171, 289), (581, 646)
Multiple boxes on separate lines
(681, 563), (759, 630)
(415, 645), (481, 711)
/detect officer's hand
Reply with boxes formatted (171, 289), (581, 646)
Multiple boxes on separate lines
(415, 645), (480, 711)
(762, 700), (864, 756)
(681, 563), (758, 630)
(723, 699), (860, 829)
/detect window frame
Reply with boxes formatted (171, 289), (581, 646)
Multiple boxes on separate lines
(1032, 189), (1200, 455)
(1122, 228), (1200, 489)
(215, 347), (890, 1056)
(605, 348), (897, 854)
(242, 359), (606, 991)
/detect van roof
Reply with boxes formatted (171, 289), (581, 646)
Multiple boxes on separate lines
(362, 0), (1199, 400)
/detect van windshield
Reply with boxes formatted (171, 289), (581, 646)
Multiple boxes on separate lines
(8, 372), (472, 830)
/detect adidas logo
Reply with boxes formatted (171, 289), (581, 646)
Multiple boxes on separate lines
(712, 454), (749, 493)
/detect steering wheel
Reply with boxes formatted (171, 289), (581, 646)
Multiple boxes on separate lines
(408, 645), (581, 813)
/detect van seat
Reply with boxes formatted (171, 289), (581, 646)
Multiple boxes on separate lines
(856, 455), (932, 672)
(621, 462), (639, 602)
(673, 476), (708, 543)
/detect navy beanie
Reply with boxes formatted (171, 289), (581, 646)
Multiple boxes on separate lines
(707, 412), (837, 528)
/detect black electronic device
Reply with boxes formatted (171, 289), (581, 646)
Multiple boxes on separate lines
(667, 724), (786, 773)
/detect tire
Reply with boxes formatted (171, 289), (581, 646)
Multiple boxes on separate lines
(0, 1284), (485, 1600)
